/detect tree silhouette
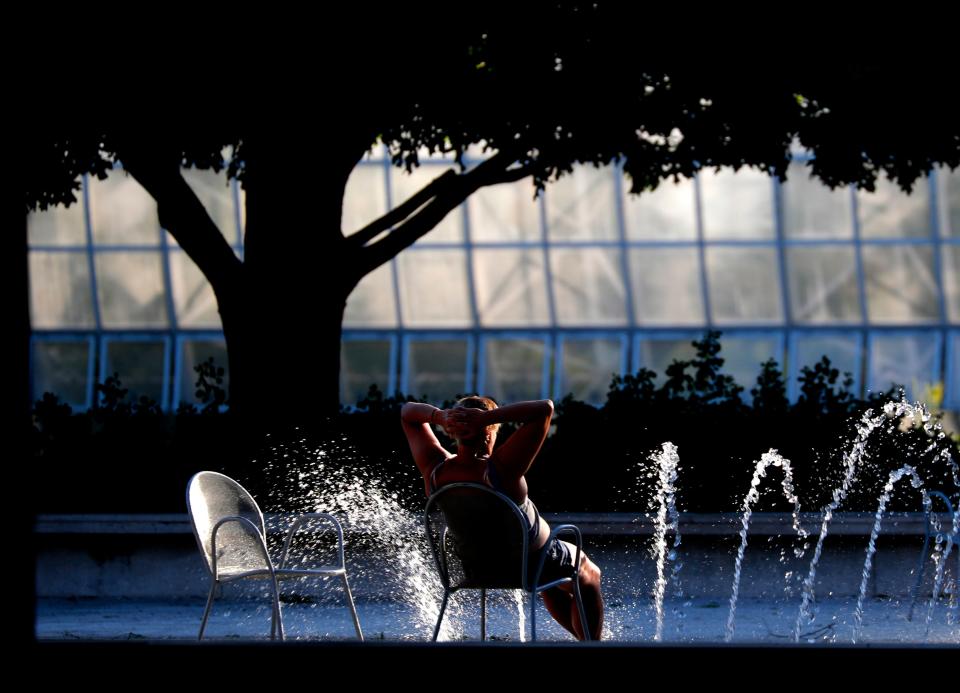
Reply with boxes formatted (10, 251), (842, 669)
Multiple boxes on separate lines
(19, 7), (960, 430)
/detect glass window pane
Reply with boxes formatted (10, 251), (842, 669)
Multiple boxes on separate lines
(396, 250), (472, 327)
(344, 261), (398, 328)
(29, 251), (96, 329)
(558, 338), (623, 406)
(786, 246), (861, 323)
(550, 248), (628, 326)
(943, 167), (960, 238)
(238, 185), (247, 236)
(88, 170), (159, 245)
(473, 249), (550, 326)
(182, 169), (237, 245)
(623, 177), (697, 240)
(782, 161), (853, 239)
(103, 340), (167, 406)
(341, 340), (393, 406)
(628, 248), (704, 325)
(343, 164), (388, 238)
(28, 199), (86, 246)
(168, 252), (221, 329)
(32, 340), (91, 409)
(94, 252), (169, 328)
(481, 338), (546, 403)
(545, 166), (618, 241)
(391, 165), (463, 243)
(406, 340), (469, 404)
(868, 334), (940, 401)
(700, 168), (774, 240)
(862, 245), (938, 323)
(718, 335), (782, 395)
(791, 334), (862, 398)
(179, 339), (228, 407)
(949, 332), (960, 408)
(858, 176), (930, 239)
(469, 180), (541, 243)
(634, 337), (698, 385)
(943, 245), (960, 323)
(706, 247), (783, 324)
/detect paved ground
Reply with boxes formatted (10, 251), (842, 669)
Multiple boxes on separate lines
(36, 594), (959, 645)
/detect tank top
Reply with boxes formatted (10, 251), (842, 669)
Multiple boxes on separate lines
(429, 456), (542, 543)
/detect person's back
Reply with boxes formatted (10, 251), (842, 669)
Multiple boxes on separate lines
(401, 396), (604, 640)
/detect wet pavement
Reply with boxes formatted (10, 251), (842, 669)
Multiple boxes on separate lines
(36, 594), (959, 644)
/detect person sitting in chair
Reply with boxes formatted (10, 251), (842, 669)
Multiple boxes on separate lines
(401, 396), (603, 640)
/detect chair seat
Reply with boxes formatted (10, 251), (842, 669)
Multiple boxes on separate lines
(217, 566), (347, 581)
(275, 567), (347, 579)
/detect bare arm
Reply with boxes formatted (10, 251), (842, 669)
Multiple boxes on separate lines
(400, 403), (453, 491)
(453, 399), (554, 480)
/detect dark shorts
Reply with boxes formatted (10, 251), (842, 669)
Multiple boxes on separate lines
(531, 538), (577, 586)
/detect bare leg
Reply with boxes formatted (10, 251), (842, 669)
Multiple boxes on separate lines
(541, 548), (603, 641)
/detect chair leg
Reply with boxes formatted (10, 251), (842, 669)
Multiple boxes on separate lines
(572, 578), (591, 641)
(198, 580), (218, 640)
(480, 589), (486, 641)
(432, 591), (450, 642)
(340, 573), (364, 641)
(269, 577), (285, 641)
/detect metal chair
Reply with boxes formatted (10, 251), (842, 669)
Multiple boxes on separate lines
(186, 471), (363, 641)
(424, 482), (590, 641)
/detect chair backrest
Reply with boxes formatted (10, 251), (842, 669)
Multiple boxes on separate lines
(186, 471), (269, 576)
(425, 483), (531, 590)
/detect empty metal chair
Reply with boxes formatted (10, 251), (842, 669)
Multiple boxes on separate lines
(424, 482), (589, 641)
(186, 470), (363, 641)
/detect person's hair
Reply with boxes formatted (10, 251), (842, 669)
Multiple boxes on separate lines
(454, 395), (501, 436)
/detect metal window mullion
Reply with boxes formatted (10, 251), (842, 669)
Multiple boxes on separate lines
(539, 183), (560, 401)
(538, 333), (552, 401)
(158, 204), (179, 411)
(693, 173), (713, 327)
(382, 159), (405, 394)
(81, 175), (106, 402)
(475, 335), (489, 396)
(464, 333), (476, 395)
(773, 172), (793, 380)
(386, 333), (399, 396)
(927, 169), (949, 403)
(159, 332), (172, 412)
(82, 175), (103, 332)
(850, 184), (870, 395)
(552, 333), (565, 401)
(171, 333), (186, 410)
(81, 334), (96, 410)
(613, 163), (637, 372)
(538, 190), (559, 329)
(462, 190), (481, 393)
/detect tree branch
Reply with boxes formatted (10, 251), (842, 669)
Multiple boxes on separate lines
(346, 169), (458, 248)
(358, 149), (532, 275)
(120, 149), (242, 295)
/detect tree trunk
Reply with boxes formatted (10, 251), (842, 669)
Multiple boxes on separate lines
(219, 263), (351, 434)
(208, 133), (366, 436)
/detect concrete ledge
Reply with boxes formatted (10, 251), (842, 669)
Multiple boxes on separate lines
(35, 512), (953, 536)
